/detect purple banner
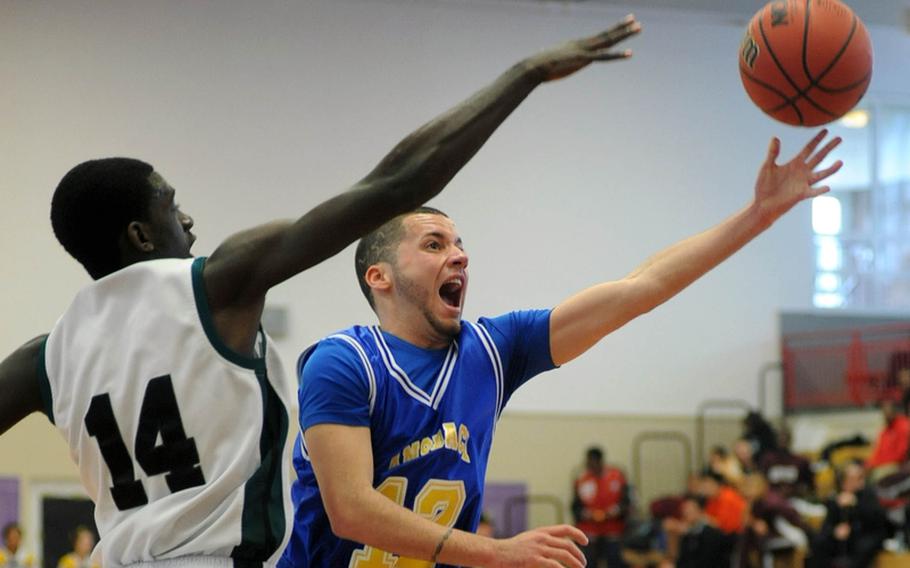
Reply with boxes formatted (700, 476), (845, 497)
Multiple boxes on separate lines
(0, 477), (19, 528)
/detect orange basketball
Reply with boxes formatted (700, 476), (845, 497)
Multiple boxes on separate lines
(739, 0), (873, 127)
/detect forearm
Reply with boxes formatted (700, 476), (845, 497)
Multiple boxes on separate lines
(209, 61), (544, 301)
(361, 60), (542, 208)
(334, 487), (497, 567)
(550, 202), (769, 364)
(625, 202), (768, 311)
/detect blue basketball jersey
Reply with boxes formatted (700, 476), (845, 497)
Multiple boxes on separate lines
(281, 311), (555, 567)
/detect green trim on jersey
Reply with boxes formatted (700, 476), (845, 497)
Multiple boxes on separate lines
(190, 257), (287, 564)
(191, 257), (262, 370)
(36, 336), (54, 424)
(231, 335), (289, 566)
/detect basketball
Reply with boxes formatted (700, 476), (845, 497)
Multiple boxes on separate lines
(739, 0), (873, 127)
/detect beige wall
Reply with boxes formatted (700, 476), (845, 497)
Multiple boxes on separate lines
(486, 412), (742, 528)
(0, 408), (884, 539)
(2, 410), (742, 536)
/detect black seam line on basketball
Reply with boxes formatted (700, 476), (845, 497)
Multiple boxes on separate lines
(740, 63), (804, 124)
(814, 71), (871, 93)
(801, 0), (812, 84)
(758, 4), (856, 122)
(759, 14), (806, 99)
(758, 13), (806, 123)
(806, 13), (858, 89)
(774, 7), (859, 118)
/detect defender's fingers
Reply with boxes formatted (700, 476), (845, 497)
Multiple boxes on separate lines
(591, 49), (633, 61)
(807, 136), (843, 169)
(589, 17), (641, 48)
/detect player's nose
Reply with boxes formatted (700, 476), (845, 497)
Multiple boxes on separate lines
(448, 249), (468, 269)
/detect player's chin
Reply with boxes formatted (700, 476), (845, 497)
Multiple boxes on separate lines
(433, 314), (461, 339)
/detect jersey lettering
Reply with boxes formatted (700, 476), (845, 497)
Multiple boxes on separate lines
(85, 375), (206, 511)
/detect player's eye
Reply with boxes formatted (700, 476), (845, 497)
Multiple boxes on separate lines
(426, 241), (441, 250)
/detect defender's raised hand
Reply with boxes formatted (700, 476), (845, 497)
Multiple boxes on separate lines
(753, 129), (843, 226)
(525, 15), (642, 82)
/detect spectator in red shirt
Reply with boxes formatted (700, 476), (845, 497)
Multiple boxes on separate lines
(866, 399), (910, 481)
(572, 446), (630, 568)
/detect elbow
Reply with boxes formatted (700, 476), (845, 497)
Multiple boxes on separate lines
(323, 495), (367, 542)
(367, 145), (446, 209)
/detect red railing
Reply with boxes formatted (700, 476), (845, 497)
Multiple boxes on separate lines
(781, 323), (910, 412)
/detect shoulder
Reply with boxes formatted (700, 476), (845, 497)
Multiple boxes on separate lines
(299, 328), (377, 382)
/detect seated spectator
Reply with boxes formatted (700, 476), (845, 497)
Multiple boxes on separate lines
(733, 438), (759, 477)
(0, 523), (35, 568)
(899, 366), (910, 416)
(739, 475), (811, 568)
(866, 399), (910, 482)
(743, 411), (778, 464)
(811, 462), (890, 568)
(698, 470), (747, 535)
(659, 494), (733, 568)
(57, 526), (97, 568)
(759, 426), (815, 501)
(709, 446), (743, 487)
(572, 446), (630, 568)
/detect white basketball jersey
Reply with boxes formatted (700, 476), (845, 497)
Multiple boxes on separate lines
(39, 258), (295, 568)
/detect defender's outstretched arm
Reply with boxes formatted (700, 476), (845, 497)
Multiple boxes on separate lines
(202, 17), (642, 316)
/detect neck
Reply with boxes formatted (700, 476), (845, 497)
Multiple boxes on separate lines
(376, 304), (453, 350)
(379, 319), (452, 350)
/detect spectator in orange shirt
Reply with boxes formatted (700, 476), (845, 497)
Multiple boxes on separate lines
(698, 470), (747, 534)
(866, 399), (910, 482)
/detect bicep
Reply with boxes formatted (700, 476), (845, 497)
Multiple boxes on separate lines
(304, 424), (375, 513)
(0, 335), (47, 434)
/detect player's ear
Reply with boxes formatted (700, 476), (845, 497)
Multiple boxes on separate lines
(365, 263), (392, 294)
(126, 221), (155, 253)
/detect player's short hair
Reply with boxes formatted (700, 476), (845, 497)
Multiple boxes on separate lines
(51, 158), (156, 280)
(354, 206), (448, 309)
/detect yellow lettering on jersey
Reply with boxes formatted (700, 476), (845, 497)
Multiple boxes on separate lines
(349, 477), (407, 567)
(443, 422), (458, 450)
(402, 441), (421, 464)
(458, 424), (471, 464)
(351, 478), (467, 568)
(387, 423), (472, 472)
(431, 431), (444, 452)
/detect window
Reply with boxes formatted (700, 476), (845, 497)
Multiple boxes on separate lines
(812, 103), (910, 309)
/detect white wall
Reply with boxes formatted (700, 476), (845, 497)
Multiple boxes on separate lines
(3, 0), (909, 416)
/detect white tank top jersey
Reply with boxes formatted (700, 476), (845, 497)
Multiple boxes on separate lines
(37, 258), (295, 568)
